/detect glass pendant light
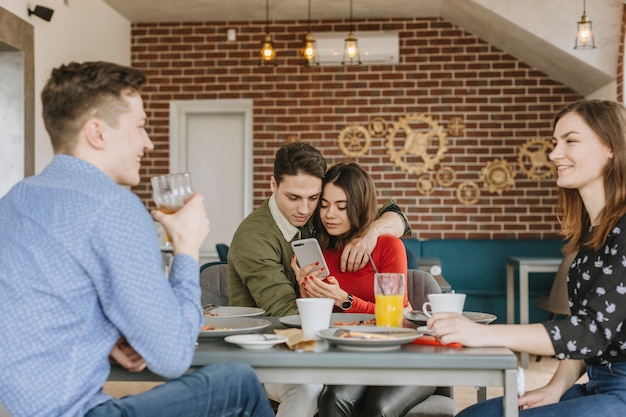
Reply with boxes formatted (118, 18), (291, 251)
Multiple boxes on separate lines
(301, 0), (319, 65)
(259, 0), (277, 65)
(574, 0), (596, 50)
(341, 0), (361, 65)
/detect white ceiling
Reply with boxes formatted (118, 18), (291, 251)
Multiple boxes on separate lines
(101, 0), (444, 23)
(100, 0), (619, 97)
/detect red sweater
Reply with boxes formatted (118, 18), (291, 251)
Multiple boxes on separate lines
(323, 234), (409, 313)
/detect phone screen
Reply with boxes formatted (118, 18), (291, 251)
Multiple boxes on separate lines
(291, 238), (330, 278)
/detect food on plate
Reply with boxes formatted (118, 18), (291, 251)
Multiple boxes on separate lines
(204, 311), (230, 316)
(201, 326), (232, 331)
(333, 318), (376, 326)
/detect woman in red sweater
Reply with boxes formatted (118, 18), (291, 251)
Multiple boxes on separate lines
(293, 162), (434, 417)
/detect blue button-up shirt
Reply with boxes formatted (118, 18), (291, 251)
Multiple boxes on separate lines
(0, 155), (202, 417)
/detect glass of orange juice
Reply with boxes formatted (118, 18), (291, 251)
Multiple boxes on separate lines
(374, 273), (405, 327)
(151, 172), (194, 245)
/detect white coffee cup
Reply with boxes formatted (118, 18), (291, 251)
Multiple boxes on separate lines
(296, 298), (334, 339)
(422, 293), (466, 317)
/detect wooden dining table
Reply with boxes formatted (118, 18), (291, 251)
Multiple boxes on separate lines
(108, 317), (520, 416)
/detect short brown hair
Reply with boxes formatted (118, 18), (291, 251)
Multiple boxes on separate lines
(41, 61), (146, 153)
(273, 142), (326, 185)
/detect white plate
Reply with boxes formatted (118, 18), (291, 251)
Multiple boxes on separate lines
(417, 325), (435, 335)
(204, 306), (265, 317)
(224, 334), (288, 349)
(404, 311), (497, 325)
(279, 313), (376, 328)
(200, 317), (271, 338)
(316, 326), (421, 351)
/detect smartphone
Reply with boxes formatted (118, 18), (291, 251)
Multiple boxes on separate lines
(291, 238), (330, 278)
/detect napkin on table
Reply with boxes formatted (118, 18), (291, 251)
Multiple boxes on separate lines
(274, 328), (316, 351)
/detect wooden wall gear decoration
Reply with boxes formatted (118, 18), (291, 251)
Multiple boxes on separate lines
(416, 174), (436, 195)
(338, 125), (371, 158)
(436, 166), (456, 187)
(447, 117), (466, 136)
(385, 113), (448, 175)
(481, 158), (516, 196)
(368, 117), (388, 137)
(456, 181), (480, 205)
(517, 137), (556, 180)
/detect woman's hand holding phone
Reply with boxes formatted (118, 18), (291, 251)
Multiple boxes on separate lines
(290, 251), (346, 306)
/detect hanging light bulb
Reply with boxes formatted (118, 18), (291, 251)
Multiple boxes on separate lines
(342, 0), (361, 65)
(574, 0), (595, 50)
(259, 0), (277, 65)
(301, 0), (319, 65)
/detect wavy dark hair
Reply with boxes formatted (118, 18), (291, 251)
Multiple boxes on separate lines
(315, 162), (377, 250)
(554, 100), (626, 253)
(41, 61), (146, 153)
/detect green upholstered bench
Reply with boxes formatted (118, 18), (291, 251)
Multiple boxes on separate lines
(402, 238), (564, 324)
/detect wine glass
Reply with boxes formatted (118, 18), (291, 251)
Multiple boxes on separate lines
(151, 172), (194, 246)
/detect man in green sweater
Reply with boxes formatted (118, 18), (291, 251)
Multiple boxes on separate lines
(228, 142), (410, 316)
(227, 142), (410, 417)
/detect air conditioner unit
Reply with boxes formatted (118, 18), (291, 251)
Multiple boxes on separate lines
(313, 31), (399, 66)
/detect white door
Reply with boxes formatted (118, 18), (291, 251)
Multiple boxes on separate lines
(170, 100), (253, 261)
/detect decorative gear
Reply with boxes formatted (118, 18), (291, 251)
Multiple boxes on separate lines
(385, 113), (448, 175)
(416, 174), (436, 195)
(456, 181), (480, 205)
(447, 117), (466, 136)
(368, 117), (388, 137)
(517, 137), (556, 180)
(481, 158), (516, 195)
(436, 166), (456, 187)
(338, 125), (371, 158)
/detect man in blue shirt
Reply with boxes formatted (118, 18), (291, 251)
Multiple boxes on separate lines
(0, 61), (273, 417)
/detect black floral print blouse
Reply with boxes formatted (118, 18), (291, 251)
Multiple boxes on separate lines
(543, 215), (626, 365)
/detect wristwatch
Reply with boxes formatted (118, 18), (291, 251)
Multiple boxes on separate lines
(341, 294), (354, 311)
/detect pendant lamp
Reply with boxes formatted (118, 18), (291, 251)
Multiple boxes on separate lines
(301, 0), (319, 65)
(259, 0), (277, 65)
(341, 0), (361, 65)
(574, 0), (595, 50)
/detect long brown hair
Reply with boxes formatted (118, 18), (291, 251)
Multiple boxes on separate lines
(315, 162), (377, 250)
(554, 100), (626, 253)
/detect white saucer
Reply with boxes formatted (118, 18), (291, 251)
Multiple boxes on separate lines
(417, 325), (435, 335)
(224, 334), (288, 350)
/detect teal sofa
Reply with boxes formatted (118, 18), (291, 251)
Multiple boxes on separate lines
(402, 238), (564, 324)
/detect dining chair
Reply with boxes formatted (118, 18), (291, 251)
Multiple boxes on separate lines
(199, 261), (229, 306)
(534, 251), (574, 362)
(404, 269), (456, 417)
(535, 252), (574, 319)
(215, 243), (229, 263)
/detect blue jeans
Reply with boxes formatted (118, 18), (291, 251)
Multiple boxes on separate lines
(457, 362), (626, 417)
(86, 362), (274, 417)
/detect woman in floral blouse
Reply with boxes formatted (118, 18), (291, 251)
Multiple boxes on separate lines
(427, 100), (626, 416)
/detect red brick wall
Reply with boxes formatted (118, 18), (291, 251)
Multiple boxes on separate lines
(131, 17), (581, 240)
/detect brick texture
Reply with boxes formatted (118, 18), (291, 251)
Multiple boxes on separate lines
(131, 17), (590, 240)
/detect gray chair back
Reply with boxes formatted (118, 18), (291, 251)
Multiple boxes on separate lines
(199, 262), (229, 306)
(406, 269), (442, 310)
(537, 252), (575, 316)
(403, 269), (456, 416)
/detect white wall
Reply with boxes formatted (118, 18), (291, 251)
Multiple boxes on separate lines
(0, 0), (130, 173)
(476, 0), (622, 81)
